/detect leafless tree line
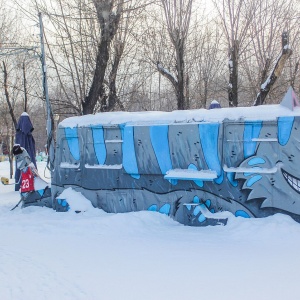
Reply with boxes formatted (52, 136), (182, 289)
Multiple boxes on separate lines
(0, 0), (299, 159)
(34, 0), (298, 114)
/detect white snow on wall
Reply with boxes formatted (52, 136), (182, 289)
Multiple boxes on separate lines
(164, 169), (217, 180)
(85, 164), (123, 169)
(60, 101), (300, 129)
(223, 165), (278, 174)
(60, 162), (79, 169)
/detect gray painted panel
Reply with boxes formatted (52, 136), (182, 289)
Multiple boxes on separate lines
(52, 115), (300, 226)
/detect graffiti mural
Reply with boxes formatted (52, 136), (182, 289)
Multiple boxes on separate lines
(52, 88), (300, 226)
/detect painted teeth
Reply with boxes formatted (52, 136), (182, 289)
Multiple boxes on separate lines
(282, 170), (300, 193)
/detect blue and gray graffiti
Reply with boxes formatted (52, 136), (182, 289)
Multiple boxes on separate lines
(52, 113), (300, 226)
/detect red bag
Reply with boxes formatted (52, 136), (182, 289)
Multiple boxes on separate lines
(21, 167), (35, 192)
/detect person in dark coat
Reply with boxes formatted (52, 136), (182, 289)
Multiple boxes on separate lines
(14, 112), (37, 191)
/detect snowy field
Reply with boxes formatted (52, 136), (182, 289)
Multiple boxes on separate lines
(0, 160), (300, 300)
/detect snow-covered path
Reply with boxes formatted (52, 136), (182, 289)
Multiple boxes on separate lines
(0, 161), (300, 300)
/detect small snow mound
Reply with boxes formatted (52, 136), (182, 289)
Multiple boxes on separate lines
(57, 187), (94, 213)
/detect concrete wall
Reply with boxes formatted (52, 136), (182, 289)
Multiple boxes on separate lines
(52, 116), (300, 226)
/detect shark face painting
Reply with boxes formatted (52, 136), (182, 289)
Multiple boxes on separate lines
(51, 88), (300, 226)
(236, 117), (300, 221)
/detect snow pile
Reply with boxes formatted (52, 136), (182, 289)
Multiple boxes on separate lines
(1, 161), (300, 299)
(57, 187), (94, 212)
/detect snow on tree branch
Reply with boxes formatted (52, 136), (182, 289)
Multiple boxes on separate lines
(156, 61), (178, 87)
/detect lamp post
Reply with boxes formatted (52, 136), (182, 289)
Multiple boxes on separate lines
(53, 114), (60, 143)
(38, 12), (55, 173)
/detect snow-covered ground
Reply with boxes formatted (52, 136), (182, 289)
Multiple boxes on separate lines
(0, 160), (300, 300)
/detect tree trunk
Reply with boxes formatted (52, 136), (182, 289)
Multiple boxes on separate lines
(290, 61), (299, 89)
(157, 41), (187, 110)
(82, 0), (123, 115)
(185, 73), (190, 109)
(254, 32), (292, 106)
(228, 40), (239, 107)
(3, 61), (17, 128)
(8, 133), (14, 179)
(82, 40), (109, 115)
(159, 0), (192, 111)
(107, 42), (125, 111)
(204, 78), (208, 108)
(176, 40), (185, 110)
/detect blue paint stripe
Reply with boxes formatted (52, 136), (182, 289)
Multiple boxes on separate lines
(150, 125), (172, 174)
(91, 126), (106, 164)
(198, 123), (223, 183)
(198, 214), (206, 223)
(193, 196), (200, 203)
(278, 117), (294, 146)
(148, 204), (157, 211)
(159, 204), (171, 215)
(64, 127), (80, 160)
(243, 122), (262, 159)
(227, 172), (238, 187)
(193, 206), (201, 216)
(205, 200), (211, 208)
(235, 210), (250, 218)
(246, 175), (262, 187)
(248, 157), (265, 165)
(121, 125), (140, 179)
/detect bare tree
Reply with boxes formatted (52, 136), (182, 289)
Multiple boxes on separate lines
(189, 18), (226, 108)
(213, 0), (257, 107)
(102, 0), (145, 112)
(33, 0), (147, 115)
(0, 0), (46, 177)
(240, 0), (299, 105)
(0, 104), (15, 178)
(81, 0), (123, 114)
(11, 0), (300, 120)
(2, 62), (17, 128)
(155, 0), (193, 110)
(254, 32), (292, 106)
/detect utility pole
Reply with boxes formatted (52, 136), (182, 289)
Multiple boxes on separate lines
(23, 62), (28, 112)
(39, 12), (55, 172)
